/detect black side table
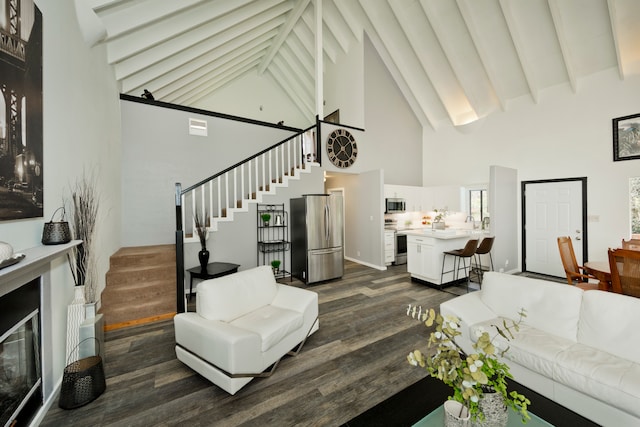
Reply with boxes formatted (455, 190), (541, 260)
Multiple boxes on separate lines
(187, 262), (240, 300)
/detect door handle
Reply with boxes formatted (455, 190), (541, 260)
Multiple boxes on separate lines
(575, 236), (581, 240)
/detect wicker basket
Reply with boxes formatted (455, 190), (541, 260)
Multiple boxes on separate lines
(58, 339), (106, 409)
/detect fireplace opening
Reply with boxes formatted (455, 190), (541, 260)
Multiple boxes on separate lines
(0, 279), (42, 427)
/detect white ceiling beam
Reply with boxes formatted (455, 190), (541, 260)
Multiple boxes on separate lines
(498, 0), (540, 103)
(272, 54), (314, 104)
(276, 44), (314, 97)
(268, 65), (315, 118)
(98, 0), (205, 40)
(607, 0), (640, 78)
(171, 53), (263, 104)
(183, 60), (263, 106)
(547, 0), (577, 93)
(323, 0), (352, 54)
(292, 20), (314, 60)
(360, 0), (447, 129)
(390, 0), (471, 125)
(151, 38), (274, 100)
(301, 7), (338, 63)
(284, 35), (314, 78)
(122, 23), (279, 94)
(114, 0), (287, 80)
(418, 0), (499, 122)
(332, 0), (363, 42)
(107, 0), (254, 63)
(456, 0), (506, 110)
(257, 0), (310, 75)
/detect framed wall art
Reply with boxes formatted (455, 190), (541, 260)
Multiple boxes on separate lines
(613, 113), (640, 162)
(0, 2), (44, 221)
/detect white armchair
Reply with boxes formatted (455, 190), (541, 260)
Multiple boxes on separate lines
(174, 266), (319, 394)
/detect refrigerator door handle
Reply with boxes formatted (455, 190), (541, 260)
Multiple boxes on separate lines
(313, 249), (340, 255)
(325, 204), (330, 242)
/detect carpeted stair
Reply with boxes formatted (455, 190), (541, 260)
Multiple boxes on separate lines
(101, 244), (176, 328)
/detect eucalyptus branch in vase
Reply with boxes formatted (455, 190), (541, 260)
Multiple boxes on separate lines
(67, 171), (100, 303)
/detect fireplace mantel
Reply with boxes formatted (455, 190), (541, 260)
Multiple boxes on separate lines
(0, 240), (81, 298)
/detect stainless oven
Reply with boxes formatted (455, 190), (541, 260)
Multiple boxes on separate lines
(395, 233), (407, 265)
(385, 198), (406, 213)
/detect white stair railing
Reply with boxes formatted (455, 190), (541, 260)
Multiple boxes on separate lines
(177, 128), (317, 242)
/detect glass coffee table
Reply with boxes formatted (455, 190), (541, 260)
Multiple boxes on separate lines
(413, 404), (553, 426)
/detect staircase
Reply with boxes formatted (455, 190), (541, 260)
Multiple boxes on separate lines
(101, 244), (176, 329)
(101, 125), (320, 327)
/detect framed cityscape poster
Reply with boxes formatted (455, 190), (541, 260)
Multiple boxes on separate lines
(0, 2), (43, 221)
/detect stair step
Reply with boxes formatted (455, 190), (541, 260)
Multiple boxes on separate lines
(109, 244), (175, 268)
(105, 264), (175, 284)
(100, 298), (175, 326)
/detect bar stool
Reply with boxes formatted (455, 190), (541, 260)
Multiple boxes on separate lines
(440, 239), (478, 292)
(473, 237), (495, 285)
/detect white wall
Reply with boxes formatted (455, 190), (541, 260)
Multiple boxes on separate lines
(0, 0), (121, 416)
(423, 69), (640, 269)
(120, 100), (300, 246)
(325, 169), (385, 269)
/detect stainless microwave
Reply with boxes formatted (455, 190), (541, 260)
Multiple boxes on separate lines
(385, 198), (406, 213)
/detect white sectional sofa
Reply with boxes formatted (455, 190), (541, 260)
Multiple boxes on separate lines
(440, 271), (640, 427)
(174, 266), (319, 394)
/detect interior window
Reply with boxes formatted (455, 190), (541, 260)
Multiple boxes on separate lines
(469, 189), (488, 221)
(631, 177), (640, 238)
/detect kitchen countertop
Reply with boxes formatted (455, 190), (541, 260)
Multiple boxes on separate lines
(401, 229), (492, 239)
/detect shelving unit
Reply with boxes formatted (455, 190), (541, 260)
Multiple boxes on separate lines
(257, 204), (290, 280)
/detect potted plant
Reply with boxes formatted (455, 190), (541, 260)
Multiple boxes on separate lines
(261, 213), (271, 227)
(194, 209), (209, 271)
(271, 259), (281, 274)
(406, 306), (530, 425)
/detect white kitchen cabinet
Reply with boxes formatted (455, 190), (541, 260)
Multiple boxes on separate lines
(384, 230), (395, 265)
(432, 185), (461, 212)
(406, 232), (474, 285)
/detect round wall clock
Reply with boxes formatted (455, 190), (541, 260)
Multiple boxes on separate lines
(326, 128), (358, 168)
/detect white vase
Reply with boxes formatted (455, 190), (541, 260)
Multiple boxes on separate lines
(66, 286), (87, 362)
(444, 400), (470, 427)
(472, 392), (508, 427)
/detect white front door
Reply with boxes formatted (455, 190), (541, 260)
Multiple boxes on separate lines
(524, 179), (585, 277)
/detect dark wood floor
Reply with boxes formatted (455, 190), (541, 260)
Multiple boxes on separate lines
(42, 261), (466, 426)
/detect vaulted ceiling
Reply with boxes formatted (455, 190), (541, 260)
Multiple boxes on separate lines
(76, 0), (640, 130)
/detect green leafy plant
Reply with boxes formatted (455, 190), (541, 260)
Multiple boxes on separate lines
(407, 306), (530, 423)
(271, 259), (281, 270)
(261, 213), (271, 225)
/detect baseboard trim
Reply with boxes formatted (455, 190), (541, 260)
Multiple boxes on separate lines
(344, 256), (386, 271)
(104, 312), (176, 331)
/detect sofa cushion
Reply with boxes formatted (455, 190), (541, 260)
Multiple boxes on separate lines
(555, 342), (640, 418)
(578, 290), (640, 362)
(480, 272), (583, 341)
(230, 305), (304, 352)
(197, 266), (278, 322)
(471, 318), (575, 380)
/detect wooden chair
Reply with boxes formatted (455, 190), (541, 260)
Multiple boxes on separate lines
(621, 238), (640, 251)
(608, 248), (640, 298)
(557, 236), (599, 291)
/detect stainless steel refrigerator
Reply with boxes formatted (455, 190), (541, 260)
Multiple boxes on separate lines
(290, 194), (344, 284)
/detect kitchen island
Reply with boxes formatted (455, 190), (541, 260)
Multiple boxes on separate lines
(403, 229), (490, 288)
